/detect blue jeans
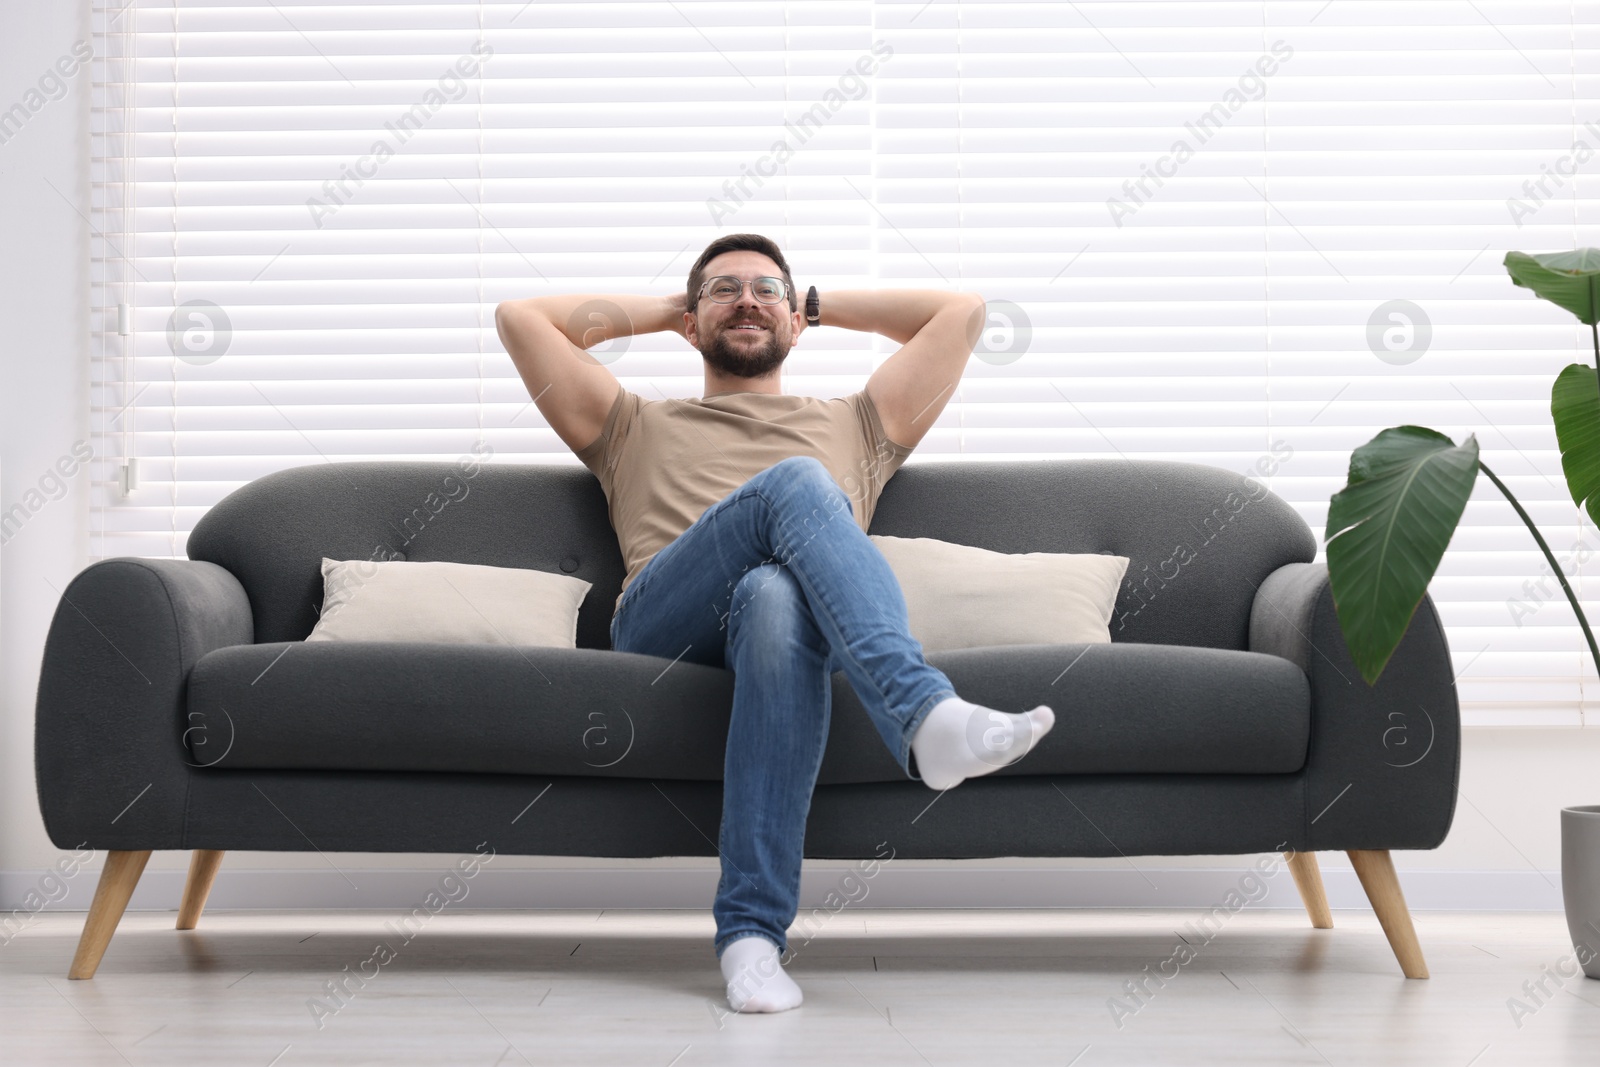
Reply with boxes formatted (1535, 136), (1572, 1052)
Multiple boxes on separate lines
(608, 455), (957, 960)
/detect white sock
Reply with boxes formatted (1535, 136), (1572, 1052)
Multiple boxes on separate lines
(910, 696), (1055, 790)
(719, 934), (803, 1013)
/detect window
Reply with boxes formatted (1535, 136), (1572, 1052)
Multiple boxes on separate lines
(91, 1), (1600, 724)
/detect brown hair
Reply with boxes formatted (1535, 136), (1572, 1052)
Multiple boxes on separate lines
(686, 233), (798, 314)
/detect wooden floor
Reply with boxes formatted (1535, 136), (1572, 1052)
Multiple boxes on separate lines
(2, 908), (1597, 1065)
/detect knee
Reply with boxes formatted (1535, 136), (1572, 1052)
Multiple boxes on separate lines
(767, 454), (828, 478)
(727, 564), (812, 647)
(765, 455), (834, 493)
(761, 455), (852, 519)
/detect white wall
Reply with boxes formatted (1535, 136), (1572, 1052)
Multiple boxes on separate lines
(0, 1), (1591, 915)
(2, 0), (95, 891)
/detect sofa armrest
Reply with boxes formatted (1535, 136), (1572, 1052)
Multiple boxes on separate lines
(34, 558), (254, 850)
(1248, 561), (1460, 851)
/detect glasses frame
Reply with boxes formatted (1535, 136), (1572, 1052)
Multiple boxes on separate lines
(697, 275), (790, 306)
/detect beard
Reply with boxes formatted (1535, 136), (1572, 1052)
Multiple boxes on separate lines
(699, 323), (789, 380)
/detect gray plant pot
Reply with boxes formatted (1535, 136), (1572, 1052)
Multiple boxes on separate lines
(1561, 804), (1600, 979)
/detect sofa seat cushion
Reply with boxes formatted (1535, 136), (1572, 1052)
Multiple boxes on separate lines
(185, 641), (1310, 785)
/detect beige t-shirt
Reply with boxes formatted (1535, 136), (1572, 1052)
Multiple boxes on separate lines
(576, 385), (915, 615)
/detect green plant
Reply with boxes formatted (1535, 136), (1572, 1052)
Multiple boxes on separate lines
(1325, 249), (1600, 684)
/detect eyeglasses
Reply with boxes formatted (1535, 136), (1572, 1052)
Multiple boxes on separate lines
(698, 275), (789, 305)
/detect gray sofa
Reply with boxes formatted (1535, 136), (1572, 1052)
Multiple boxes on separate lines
(35, 457), (1459, 980)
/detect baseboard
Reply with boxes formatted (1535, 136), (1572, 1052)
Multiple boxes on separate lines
(0, 864), (1565, 914)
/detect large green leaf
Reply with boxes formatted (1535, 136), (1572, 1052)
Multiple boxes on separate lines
(1504, 249), (1600, 325)
(1325, 426), (1480, 685)
(1552, 363), (1600, 526)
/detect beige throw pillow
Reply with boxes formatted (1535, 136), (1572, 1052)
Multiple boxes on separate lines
(306, 558), (593, 648)
(868, 535), (1129, 652)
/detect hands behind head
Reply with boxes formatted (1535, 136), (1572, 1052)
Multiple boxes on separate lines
(665, 290), (690, 341)
(790, 291), (807, 345)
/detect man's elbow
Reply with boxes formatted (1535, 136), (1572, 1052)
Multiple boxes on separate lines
(953, 292), (986, 343)
(494, 300), (530, 346)
(494, 299), (523, 326)
(947, 291), (986, 320)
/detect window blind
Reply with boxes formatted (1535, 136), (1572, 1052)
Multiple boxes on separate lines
(90, 0), (1600, 726)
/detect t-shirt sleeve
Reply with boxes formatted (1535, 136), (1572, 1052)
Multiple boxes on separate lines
(574, 385), (640, 491)
(846, 388), (916, 515)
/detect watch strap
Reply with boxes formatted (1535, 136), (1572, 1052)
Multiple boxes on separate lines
(805, 285), (820, 325)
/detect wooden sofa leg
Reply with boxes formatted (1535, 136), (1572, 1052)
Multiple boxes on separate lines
(177, 850), (225, 931)
(1347, 849), (1429, 978)
(1284, 849), (1333, 929)
(69, 849), (152, 980)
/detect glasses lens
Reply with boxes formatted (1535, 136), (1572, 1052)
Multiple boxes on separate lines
(708, 277), (741, 301)
(753, 278), (785, 303)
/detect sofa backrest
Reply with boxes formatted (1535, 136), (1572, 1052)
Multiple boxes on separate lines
(185, 457), (1316, 652)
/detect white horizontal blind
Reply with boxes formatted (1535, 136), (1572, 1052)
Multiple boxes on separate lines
(90, 1), (1600, 726)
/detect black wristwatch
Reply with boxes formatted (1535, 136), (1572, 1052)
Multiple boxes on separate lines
(805, 285), (820, 326)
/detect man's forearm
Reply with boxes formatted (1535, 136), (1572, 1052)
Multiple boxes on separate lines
(507, 293), (678, 349)
(818, 289), (978, 345)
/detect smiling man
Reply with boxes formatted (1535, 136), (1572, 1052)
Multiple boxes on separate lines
(494, 233), (1054, 1015)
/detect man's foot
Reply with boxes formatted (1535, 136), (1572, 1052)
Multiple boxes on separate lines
(720, 934), (803, 1013)
(910, 696), (1055, 790)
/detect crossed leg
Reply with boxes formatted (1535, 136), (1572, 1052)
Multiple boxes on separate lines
(608, 455), (1052, 1011)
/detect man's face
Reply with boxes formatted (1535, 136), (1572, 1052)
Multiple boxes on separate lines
(687, 251), (800, 382)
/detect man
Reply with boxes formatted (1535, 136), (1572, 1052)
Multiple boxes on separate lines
(494, 234), (1054, 1015)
